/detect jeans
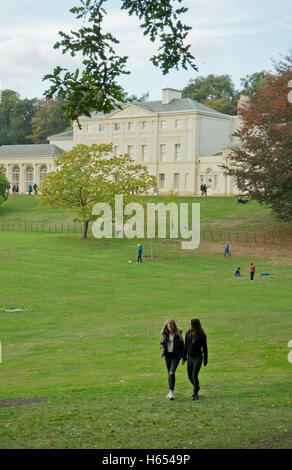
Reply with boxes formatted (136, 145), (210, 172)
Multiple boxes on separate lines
(187, 356), (203, 395)
(165, 354), (180, 391)
(137, 253), (142, 263)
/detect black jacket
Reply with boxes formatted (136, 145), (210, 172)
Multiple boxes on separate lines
(183, 331), (208, 366)
(160, 329), (184, 360)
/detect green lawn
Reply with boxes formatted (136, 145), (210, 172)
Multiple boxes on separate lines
(2, 194), (292, 236)
(0, 197), (291, 449)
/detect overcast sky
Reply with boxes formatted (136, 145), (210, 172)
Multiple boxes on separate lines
(0, 0), (291, 101)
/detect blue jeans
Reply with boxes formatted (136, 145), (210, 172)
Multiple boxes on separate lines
(137, 253), (142, 263)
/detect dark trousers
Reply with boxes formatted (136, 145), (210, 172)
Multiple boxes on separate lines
(165, 354), (180, 391)
(137, 253), (142, 263)
(251, 271), (255, 280)
(187, 356), (203, 395)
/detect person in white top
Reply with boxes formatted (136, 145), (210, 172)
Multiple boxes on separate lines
(160, 319), (184, 400)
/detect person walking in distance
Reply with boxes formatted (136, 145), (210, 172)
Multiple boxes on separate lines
(250, 262), (255, 282)
(160, 319), (184, 400)
(224, 243), (232, 257)
(182, 318), (208, 401)
(137, 243), (142, 264)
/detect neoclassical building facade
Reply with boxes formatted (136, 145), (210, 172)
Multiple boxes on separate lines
(0, 144), (63, 193)
(0, 88), (243, 195)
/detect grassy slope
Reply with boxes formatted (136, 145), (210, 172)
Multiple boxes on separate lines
(0, 197), (291, 449)
(1, 195), (292, 236)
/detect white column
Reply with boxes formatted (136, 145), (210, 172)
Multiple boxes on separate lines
(7, 164), (12, 185)
(20, 163), (25, 194)
(34, 164), (38, 184)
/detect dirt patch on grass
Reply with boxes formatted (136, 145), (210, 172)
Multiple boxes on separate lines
(0, 397), (47, 408)
(249, 430), (292, 449)
(188, 241), (292, 264)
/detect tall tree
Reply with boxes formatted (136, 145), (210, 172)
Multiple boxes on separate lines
(28, 98), (68, 143)
(0, 90), (37, 145)
(43, 0), (197, 125)
(226, 52), (292, 220)
(182, 74), (237, 114)
(239, 71), (273, 97)
(37, 143), (156, 238)
(0, 169), (10, 206)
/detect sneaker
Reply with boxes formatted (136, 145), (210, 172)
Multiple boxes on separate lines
(169, 392), (175, 400)
(192, 394), (199, 400)
(166, 392), (171, 399)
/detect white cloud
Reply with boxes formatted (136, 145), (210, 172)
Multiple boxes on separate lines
(0, 0), (291, 99)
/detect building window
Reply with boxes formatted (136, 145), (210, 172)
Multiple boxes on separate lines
(98, 124), (105, 132)
(12, 166), (20, 187)
(159, 174), (165, 189)
(206, 168), (213, 189)
(175, 119), (183, 129)
(127, 122), (134, 131)
(86, 125), (93, 133)
(184, 173), (189, 191)
(127, 145), (134, 158)
(173, 173), (180, 190)
(39, 165), (47, 183)
(25, 166), (34, 190)
(160, 120), (166, 129)
(174, 143), (182, 161)
(114, 145), (120, 156)
(214, 174), (218, 189)
(141, 145), (148, 162)
(200, 175), (204, 184)
(142, 121), (148, 130)
(114, 123), (120, 131)
(160, 144), (166, 161)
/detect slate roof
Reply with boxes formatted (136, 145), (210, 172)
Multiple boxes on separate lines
(133, 98), (228, 115)
(48, 129), (73, 140)
(90, 97), (230, 118)
(0, 144), (64, 158)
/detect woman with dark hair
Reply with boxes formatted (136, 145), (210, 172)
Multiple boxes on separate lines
(160, 319), (184, 400)
(182, 318), (208, 400)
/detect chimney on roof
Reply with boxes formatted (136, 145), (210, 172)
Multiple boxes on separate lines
(162, 88), (182, 105)
(237, 95), (250, 111)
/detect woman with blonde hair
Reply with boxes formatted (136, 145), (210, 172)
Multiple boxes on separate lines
(182, 318), (208, 400)
(160, 319), (184, 400)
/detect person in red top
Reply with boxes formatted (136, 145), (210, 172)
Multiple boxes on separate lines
(250, 262), (255, 282)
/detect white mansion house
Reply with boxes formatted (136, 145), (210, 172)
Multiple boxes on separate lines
(0, 88), (244, 195)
